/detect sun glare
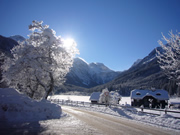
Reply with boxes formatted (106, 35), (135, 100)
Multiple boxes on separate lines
(63, 38), (75, 49)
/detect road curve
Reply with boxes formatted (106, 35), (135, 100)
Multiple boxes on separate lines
(62, 106), (178, 135)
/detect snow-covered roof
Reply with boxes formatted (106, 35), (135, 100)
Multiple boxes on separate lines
(89, 92), (101, 101)
(130, 89), (169, 100)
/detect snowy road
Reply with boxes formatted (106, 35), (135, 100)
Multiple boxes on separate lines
(62, 106), (178, 135)
(1, 106), (179, 135)
(0, 113), (102, 135)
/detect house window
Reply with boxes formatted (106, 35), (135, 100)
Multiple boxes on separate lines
(136, 92), (141, 95)
(156, 93), (161, 96)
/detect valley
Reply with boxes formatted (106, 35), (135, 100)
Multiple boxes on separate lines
(0, 35), (179, 96)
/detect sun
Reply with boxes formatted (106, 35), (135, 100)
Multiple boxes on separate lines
(63, 38), (75, 49)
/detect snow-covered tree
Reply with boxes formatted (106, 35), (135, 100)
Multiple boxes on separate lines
(2, 21), (79, 99)
(99, 88), (121, 105)
(156, 31), (180, 87)
(109, 91), (121, 104)
(99, 88), (110, 105)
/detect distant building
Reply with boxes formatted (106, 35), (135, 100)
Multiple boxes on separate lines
(89, 92), (101, 104)
(131, 89), (169, 108)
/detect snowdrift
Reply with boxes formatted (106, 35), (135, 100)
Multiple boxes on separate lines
(0, 88), (61, 122)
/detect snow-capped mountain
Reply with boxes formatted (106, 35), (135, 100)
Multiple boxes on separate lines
(124, 47), (163, 71)
(1, 34), (176, 95)
(0, 35), (18, 53)
(0, 35), (25, 54)
(130, 59), (142, 68)
(0, 35), (119, 88)
(89, 46), (178, 96)
(9, 35), (26, 42)
(66, 57), (120, 88)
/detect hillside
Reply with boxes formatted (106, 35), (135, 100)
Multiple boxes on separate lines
(0, 35), (18, 54)
(0, 35), (20, 87)
(0, 35), (120, 91)
(0, 35), (179, 96)
(88, 47), (179, 96)
(65, 57), (120, 88)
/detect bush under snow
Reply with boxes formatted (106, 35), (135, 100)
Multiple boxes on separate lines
(0, 88), (61, 122)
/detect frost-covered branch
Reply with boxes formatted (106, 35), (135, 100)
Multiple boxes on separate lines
(156, 31), (180, 86)
(2, 21), (79, 99)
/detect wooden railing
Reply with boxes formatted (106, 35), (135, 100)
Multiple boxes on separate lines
(49, 98), (180, 119)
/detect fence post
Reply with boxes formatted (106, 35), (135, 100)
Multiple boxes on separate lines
(165, 109), (167, 114)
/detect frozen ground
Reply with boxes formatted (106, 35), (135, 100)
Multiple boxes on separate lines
(0, 113), (103, 135)
(49, 95), (134, 105)
(50, 95), (180, 132)
(0, 88), (61, 122)
(1, 88), (180, 134)
(62, 106), (178, 135)
(50, 94), (180, 106)
(50, 95), (91, 102)
(0, 88), (102, 134)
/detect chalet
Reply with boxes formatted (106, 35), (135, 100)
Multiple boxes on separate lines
(89, 92), (101, 104)
(131, 89), (169, 108)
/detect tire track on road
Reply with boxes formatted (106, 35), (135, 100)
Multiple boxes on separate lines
(62, 106), (177, 135)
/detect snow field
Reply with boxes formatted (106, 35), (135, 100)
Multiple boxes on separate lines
(0, 88), (62, 122)
(50, 95), (91, 102)
(50, 95), (180, 131)
(1, 88), (180, 132)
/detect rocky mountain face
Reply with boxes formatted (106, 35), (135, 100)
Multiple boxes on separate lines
(65, 57), (120, 88)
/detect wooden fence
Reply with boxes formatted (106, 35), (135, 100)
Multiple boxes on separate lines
(49, 98), (180, 119)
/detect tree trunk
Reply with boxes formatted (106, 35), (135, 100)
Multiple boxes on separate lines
(177, 86), (180, 97)
(27, 85), (35, 99)
(45, 72), (54, 99)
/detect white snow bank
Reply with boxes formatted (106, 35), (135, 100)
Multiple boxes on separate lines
(50, 95), (180, 131)
(49, 95), (91, 102)
(0, 88), (61, 122)
(77, 105), (180, 131)
(170, 97), (180, 102)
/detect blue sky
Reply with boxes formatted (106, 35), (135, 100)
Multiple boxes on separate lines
(1, 0), (180, 71)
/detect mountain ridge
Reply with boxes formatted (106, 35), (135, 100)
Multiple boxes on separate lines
(9, 35), (26, 42)
(65, 57), (120, 88)
(0, 35), (18, 54)
(88, 47), (179, 96)
(0, 35), (178, 96)
(0, 35), (120, 89)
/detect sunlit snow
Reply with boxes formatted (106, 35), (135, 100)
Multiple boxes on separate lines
(50, 94), (180, 131)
